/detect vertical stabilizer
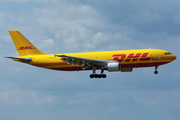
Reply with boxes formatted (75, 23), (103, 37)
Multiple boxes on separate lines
(9, 30), (46, 56)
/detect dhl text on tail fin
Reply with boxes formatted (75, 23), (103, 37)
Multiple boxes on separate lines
(6, 30), (177, 78)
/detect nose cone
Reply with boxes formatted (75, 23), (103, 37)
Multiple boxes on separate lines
(173, 55), (177, 61)
(161, 55), (177, 61)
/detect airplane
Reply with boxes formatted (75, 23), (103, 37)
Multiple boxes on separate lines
(6, 30), (176, 78)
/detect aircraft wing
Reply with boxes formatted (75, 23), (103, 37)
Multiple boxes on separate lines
(55, 54), (116, 69)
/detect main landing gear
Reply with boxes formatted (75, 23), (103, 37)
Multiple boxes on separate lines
(154, 66), (158, 74)
(90, 66), (107, 78)
(90, 74), (106, 78)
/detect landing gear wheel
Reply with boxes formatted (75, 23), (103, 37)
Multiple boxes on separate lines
(89, 74), (107, 78)
(98, 75), (102, 78)
(94, 74), (98, 78)
(98, 74), (106, 78)
(154, 71), (158, 74)
(102, 74), (106, 78)
(90, 74), (94, 78)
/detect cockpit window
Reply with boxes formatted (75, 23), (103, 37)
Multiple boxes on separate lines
(165, 53), (172, 55)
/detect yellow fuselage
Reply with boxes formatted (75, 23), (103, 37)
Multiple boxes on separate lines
(14, 49), (176, 71)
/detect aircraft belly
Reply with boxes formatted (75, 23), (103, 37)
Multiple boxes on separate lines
(121, 61), (169, 68)
(30, 61), (169, 71)
(49, 66), (102, 71)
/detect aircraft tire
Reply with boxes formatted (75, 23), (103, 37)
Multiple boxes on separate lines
(102, 74), (106, 78)
(90, 74), (94, 78)
(94, 74), (98, 78)
(98, 75), (102, 78)
(154, 71), (158, 74)
(90, 74), (107, 78)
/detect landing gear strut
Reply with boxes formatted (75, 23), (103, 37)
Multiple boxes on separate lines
(154, 66), (158, 74)
(90, 66), (107, 78)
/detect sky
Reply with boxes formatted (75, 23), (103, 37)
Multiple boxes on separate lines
(0, 0), (180, 120)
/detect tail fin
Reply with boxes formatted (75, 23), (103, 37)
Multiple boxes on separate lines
(9, 30), (47, 56)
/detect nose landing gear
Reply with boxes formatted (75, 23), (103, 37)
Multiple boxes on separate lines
(154, 66), (158, 74)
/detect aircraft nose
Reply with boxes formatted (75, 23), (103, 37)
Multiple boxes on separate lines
(173, 55), (177, 60)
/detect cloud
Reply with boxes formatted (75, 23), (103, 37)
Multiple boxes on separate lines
(0, 90), (53, 107)
(124, 9), (162, 33)
(125, 90), (180, 106)
(174, 13), (180, 24)
(0, 0), (180, 120)
(37, 39), (54, 50)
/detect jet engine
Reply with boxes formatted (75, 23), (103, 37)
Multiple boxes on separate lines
(105, 62), (120, 72)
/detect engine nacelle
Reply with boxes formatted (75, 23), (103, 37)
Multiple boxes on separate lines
(106, 62), (120, 72)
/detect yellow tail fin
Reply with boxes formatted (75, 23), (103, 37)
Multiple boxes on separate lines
(9, 30), (46, 56)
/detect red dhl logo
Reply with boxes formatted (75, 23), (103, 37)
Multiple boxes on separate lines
(17, 46), (35, 50)
(112, 53), (151, 62)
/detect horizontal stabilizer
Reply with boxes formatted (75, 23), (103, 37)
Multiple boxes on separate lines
(5, 57), (32, 63)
